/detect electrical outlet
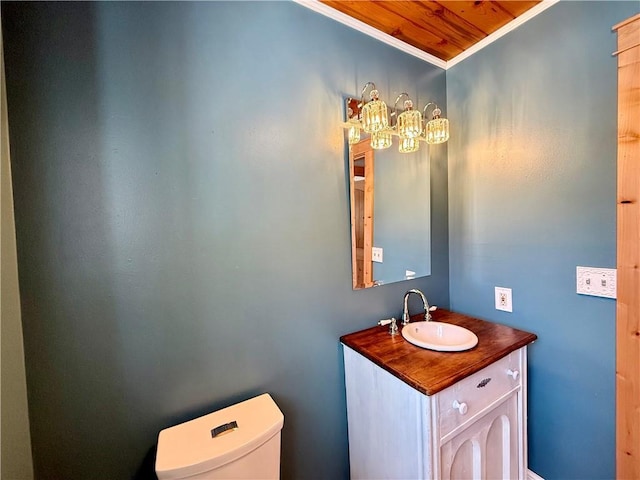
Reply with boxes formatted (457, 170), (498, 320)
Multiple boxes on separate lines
(372, 247), (383, 263)
(495, 287), (513, 312)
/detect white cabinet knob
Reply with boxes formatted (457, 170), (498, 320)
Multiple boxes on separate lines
(452, 400), (468, 415)
(507, 369), (520, 380)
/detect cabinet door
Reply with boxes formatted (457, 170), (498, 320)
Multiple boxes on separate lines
(440, 394), (519, 480)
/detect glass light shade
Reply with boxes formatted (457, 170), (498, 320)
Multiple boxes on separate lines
(397, 102), (422, 138)
(399, 136), (420, 153)
(361, 90), (389, 133)
(348, 125), (361, 145)
(370, 130), (392, 150)
(426, 117), (450, 144)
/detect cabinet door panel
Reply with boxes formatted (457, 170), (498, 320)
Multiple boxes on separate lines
(450, 438), (481, 480)
(486, 404), (517, 479)
(344, 347), (429, 479)
(441, 394), (519, 480)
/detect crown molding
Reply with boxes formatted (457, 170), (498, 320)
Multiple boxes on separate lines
(294, 0), (561, 70)
(446, 0), (560, 68)
(292, 0), (448, 69)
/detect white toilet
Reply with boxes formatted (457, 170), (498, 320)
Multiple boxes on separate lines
(155, 393), (284, 479)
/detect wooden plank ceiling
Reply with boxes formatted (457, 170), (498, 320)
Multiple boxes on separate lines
(320, 1), (542, 61)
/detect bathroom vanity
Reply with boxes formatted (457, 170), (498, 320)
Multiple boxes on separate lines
(341, 309), (537, 480)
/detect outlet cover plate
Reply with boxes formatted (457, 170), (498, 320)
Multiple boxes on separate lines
(372, 247), (383, 263)
(495, 287), (513, 312)
(576, 266), (616, 299)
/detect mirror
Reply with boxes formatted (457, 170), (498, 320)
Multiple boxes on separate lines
(349, 138), (431, 289)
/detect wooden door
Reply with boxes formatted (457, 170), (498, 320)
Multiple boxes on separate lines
(613, 13), (640, 479)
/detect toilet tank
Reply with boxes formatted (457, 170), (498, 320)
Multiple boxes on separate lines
(155, 393), (284, 480)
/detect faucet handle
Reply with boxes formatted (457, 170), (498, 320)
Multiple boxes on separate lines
(378, 317), (399, 335)
(425, 305), (437, 321)
(389, 317), (398, 335)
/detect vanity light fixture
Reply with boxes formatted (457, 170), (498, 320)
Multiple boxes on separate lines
(360, 82), (389, 134)
(395, 92), (422, 153)
(370, 129), (393, 150)
(395, 93), (422, 139)
(347, 124), (361, 145)
(399, 136), (420, 154)
(423, 102), (450, 145)
(343, 83), (449, 152)
(424, 102), (449, 145)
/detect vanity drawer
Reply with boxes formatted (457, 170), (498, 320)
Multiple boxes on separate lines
(437, 349), (522, 439)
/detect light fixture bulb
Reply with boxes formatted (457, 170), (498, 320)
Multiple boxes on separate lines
(348, 125), (361, 145)
(426, 117), (450, 144)
(425, 107), (449, 144)
(370, 129), (392, 150)
(397, 99), (422, 139)
(399, 136), (420, 153)
(361, 89), (389, 134)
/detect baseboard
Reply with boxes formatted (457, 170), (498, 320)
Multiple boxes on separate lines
(528, 469), (544, 480)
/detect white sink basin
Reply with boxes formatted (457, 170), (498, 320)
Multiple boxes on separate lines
(401, 321), (478, 352)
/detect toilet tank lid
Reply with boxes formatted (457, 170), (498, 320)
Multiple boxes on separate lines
(155, 393), (284, 479)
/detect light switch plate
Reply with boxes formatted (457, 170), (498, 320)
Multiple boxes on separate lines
(576, 266), (616, 298)
(372, 247), (383, 263)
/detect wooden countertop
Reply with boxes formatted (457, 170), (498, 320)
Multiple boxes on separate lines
(340, 309), (537, 396)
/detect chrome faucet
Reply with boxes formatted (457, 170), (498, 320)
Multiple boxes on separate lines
(402, 289), (432, 325)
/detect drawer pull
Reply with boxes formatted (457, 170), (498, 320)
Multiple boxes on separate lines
(452, 400), (468, 415)
(507, 369), (520, 380)
(476, 378), (491, 388)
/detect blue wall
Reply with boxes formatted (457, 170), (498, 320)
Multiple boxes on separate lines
(447, 2), (639, 479)
(1, 2), (448, 478)
(6, 1), (638, 478)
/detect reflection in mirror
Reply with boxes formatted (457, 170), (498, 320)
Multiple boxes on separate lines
(349, 139), (431, 290)
(350, 140), (374, 288)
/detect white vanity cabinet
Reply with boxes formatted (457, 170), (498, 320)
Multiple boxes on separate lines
(343, 344), (529, 480)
